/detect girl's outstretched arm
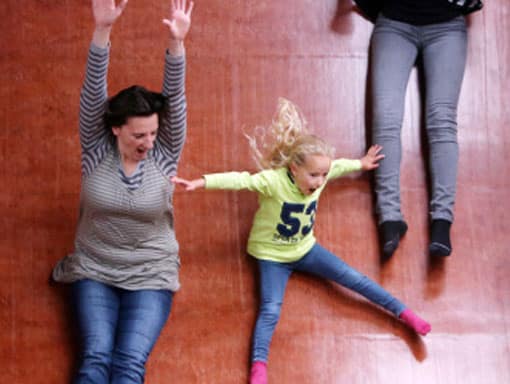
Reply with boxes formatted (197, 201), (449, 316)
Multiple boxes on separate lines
(360, 144), (385, 171)
(172, 176), (205, 191)
(174, 170), (273, 195)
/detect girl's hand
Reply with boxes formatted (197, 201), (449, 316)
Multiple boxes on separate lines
(92, 0), (128, 29)
(360, 144), (384, 171)
(163, 0), (194, 41)
(171, 176), (205, 191)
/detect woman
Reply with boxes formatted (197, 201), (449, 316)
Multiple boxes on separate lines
(52, 0), (194, 382)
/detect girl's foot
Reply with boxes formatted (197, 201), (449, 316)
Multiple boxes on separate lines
(399, 308), (431, 336)
(250, 361), (267, 384)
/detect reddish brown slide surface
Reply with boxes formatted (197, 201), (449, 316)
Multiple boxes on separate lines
(1, 1), (509, 383)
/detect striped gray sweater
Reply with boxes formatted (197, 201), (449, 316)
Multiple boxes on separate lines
(52, 43), (187, 291)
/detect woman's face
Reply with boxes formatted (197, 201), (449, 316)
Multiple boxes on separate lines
(290, 154), (331, 195)
(112, 114), (158, 163)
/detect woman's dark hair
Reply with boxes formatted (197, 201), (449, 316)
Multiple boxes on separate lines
(105, 85), (167, 129)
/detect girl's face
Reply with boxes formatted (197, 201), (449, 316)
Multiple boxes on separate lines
(290, 154), (331, 195)
(112, 114), (158, 163)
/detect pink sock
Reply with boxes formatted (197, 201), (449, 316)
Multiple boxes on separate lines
(399, 308), (431, 336)
(250, 361), (267, 384)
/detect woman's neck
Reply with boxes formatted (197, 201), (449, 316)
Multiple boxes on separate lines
(121, 160), (139, 176)
(117, 150), (141, 176)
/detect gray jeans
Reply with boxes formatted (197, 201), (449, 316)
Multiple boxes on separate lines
(371, 15), (467, 224)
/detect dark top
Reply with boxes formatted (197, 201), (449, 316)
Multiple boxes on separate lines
(382, 0), (462, 25)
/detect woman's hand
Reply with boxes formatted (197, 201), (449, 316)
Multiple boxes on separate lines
(171, 176), (205, 191)
(163, 0), (194, 41)
(93, 0), (128, 29)
(360, 144), (385, 171)
(91, 0), (129, 47)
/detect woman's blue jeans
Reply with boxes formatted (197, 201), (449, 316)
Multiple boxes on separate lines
(251, 243), (406, 362)
(371, 15), (467, 223)
(72, 279), (173, 384)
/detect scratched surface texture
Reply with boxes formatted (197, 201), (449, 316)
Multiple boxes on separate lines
(0, 1), (509, 383)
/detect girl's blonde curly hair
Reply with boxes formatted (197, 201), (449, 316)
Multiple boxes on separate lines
(246, 98), (335, 170)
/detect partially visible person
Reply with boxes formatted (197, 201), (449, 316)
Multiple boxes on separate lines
(357, 0), (483, 258)
(173, 98), (431, 384)
(51, 0), (194, 382)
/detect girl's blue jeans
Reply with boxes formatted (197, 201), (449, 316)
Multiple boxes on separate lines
(71, 279), (173, 384)
(251, 243), (406, 362)
(371, 15), (467, 223)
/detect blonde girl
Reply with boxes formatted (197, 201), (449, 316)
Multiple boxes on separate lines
(173, 98), (430, 384)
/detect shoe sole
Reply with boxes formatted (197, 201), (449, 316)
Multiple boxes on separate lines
(429, 242), (451, 257)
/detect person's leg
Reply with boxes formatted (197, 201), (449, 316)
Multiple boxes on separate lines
(110, 289), (173, 384)
(72, 279), (119, 384)
(371, 16), (419, 257)
(296, 244), (431, 335)
(371, 15), (419, 224)
(421, 16), (467, 256)
(250, 260), (293, 384)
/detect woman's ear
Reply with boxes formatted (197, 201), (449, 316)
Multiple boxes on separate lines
(112, 126), (121, 137)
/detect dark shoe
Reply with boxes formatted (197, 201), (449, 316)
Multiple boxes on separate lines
(429, 219), (452, 257)
(379, 220), (408, 259)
